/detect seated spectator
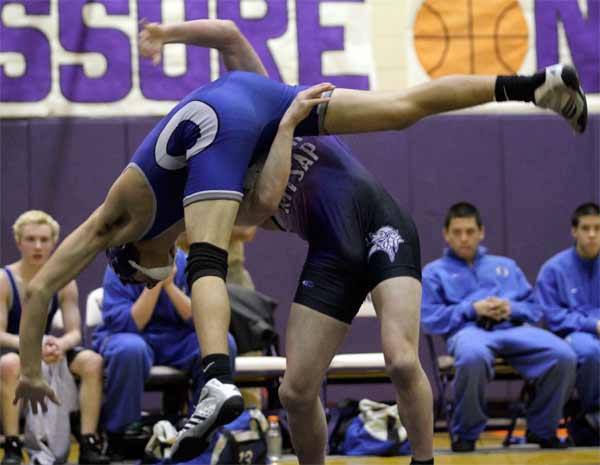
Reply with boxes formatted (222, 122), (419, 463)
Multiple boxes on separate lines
(535, 202), (600, 444)
(93, 248), (237, 451)
(421, 202), (576, 452)
(0, 210), (109, 464)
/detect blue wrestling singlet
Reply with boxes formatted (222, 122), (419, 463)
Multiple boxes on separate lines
(130, 71), (321, 240)
(2, 267), (59, 335)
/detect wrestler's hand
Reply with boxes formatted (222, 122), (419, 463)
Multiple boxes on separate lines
(139, 21), (165, 65)
(281, 82), (336, 128)
(14, 375), (60, 414)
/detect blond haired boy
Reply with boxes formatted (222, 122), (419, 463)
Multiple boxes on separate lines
(0, 210), (109, 464)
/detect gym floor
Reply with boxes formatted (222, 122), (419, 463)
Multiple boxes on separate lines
(8, 428), (595, 465)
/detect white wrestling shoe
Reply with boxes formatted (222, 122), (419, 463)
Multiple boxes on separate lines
(170, 378), (244, 461)
(534, 64), (588, 134)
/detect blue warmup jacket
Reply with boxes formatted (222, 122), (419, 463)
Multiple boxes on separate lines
(422, 246), (543, 338)
(93, 250), (195, 358)
(534, 247), (600, 337)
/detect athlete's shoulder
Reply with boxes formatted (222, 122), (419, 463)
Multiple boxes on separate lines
(541, 248), (573, 271)
(0, 265), (17, 309)
(208, 70), (275, 89)
(226, 70), (273, 81)
(0, 267), (10, 299)
(423, 257), (447, 276)
(0, 266), (9, 283)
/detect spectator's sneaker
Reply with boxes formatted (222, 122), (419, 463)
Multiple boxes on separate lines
(526, 430), (569, 449)
(450, 437), (475, 452)
(170, 379), (244, 461)
(78, 434), (111, 464)
(1, 436), (23, 465)
(534, 64), (587, 134)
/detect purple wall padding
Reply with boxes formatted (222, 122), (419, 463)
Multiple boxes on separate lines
(404, 116), (506, 264)
(1, 115), (599, 403)
(501, 116), (599, 277)
(1, 121), (29, 259)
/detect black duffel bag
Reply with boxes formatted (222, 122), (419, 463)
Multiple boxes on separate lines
(227, 284), (278, 354)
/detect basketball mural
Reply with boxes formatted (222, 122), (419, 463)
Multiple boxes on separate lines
(413, 0), (529, 77)
(0, 0), (597, 117)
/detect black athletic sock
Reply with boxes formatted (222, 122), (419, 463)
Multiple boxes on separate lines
(202, 353), (234, 384)
(410, 459), (434, 465)
(495, 72), (546, 103)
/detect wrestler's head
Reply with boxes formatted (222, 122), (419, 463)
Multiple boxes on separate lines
(106, 242), (174, 288)
(13, 210), (59, 267)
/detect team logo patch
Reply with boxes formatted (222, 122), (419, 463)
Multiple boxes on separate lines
(367, 226), (404, 262)
(495, 266), (510, 277)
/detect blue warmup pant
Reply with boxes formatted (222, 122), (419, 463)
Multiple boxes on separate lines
(447, 325), (577, 440)
(99, 331), (237, 433)
(566, 331), (600, 414)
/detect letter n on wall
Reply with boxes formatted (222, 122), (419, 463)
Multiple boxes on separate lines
(535, 0), (599, 92)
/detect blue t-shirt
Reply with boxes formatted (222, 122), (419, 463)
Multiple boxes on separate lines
(2, 267), (59, 336)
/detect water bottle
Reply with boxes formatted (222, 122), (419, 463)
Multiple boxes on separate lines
(266, 415), (282, 464)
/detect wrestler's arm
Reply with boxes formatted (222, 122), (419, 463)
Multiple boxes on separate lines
(14, 209), (114, 411)
(16, 172), (149, 411)
(235, 125), (295, 226)
(139, 19), (267, 77)
(236, 84), (334, 226)
(19, 207), (119, 378)
(139, 21), (328, 227)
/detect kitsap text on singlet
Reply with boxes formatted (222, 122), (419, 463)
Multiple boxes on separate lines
(279, 137), (319, 214)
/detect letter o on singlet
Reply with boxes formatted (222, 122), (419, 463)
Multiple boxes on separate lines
(155, 101), (219, 170)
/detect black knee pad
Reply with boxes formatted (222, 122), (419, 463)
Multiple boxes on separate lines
(186, 242), (229, 289)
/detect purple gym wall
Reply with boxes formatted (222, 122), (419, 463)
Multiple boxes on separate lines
(1, 115), (599, 403)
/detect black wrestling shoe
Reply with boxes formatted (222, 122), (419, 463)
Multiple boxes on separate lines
(78, 434), (111, 464)
(1, 436), (23, 465)
(526, 430), (568, 449)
